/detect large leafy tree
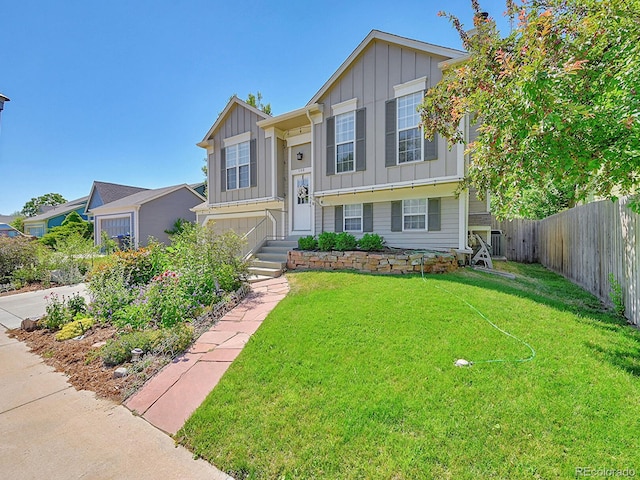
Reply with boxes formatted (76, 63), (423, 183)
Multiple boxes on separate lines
(21, 193), (67, 217)
(421, 0), (640, 218)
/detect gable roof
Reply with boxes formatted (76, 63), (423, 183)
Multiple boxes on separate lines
(307, 30), (466, 105)
(85, 181), (149, 214)
(197, 96), (271, 148)
(23, 196), (89, 223)
(89, 184), (204, 213)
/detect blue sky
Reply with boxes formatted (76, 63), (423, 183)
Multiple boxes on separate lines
(0, 0), (511, 215)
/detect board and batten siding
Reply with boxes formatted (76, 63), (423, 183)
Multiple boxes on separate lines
(138, 188), (200, 246)
(314, 40), (461, 194)
(205, 216), (266, 238)
(318, 196), (459, 250)
(469, 187), (488, 214)
(209, 104), (272, 204)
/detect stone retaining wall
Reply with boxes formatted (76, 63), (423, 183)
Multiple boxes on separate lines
(287, 250), (458, 274)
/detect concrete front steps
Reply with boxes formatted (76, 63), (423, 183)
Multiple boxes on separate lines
(247, 239), (298, 282)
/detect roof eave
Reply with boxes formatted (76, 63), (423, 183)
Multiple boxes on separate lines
(307, 30), (466, 105)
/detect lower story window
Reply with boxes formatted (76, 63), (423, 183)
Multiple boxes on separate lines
(344, 204), (362, 232)
(403, 199), (427, 230)
(100, 217), (131, 238)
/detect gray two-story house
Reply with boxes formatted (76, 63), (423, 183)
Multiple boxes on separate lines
(194, 30), (491, 270)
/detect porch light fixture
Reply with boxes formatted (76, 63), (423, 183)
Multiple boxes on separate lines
(297, 152), (303, 161)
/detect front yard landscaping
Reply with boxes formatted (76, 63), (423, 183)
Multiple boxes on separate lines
(178, 264), (640, 479)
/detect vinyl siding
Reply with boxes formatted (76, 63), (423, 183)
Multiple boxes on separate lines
(209, 104), (272, 204)
(138, 188), (200, 246)
(319, 196), (459, 250)
(314, 40), (461, 194)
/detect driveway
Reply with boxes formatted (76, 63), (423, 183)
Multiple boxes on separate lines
(0, 285), (231, 480)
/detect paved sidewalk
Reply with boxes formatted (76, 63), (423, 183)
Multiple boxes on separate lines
(0, 329), (230, 480)
(126, 276), (289, 435)
(0, 283), (89, 330)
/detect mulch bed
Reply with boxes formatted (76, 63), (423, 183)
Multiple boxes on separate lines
(8, 326), (128, 401)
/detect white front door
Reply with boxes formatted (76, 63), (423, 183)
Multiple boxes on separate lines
(292, 173), (311, 232)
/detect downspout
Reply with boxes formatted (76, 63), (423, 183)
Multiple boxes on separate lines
(306, 109), (316, 236)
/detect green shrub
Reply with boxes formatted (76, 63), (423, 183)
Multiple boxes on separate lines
(88, 261), (137, 322)
(334, 232), (357, 251)
(100, 324), (194, 366)
(67, 292), (87, 317)
(0, 236), (43, 284)
(153, 323), (194, 357)
(43, 293), (70, 330)
(56, 316), (95, 341)
(111, 302), (152, 331)
(357, 233), (385, 252)
(297, 236), (318, 250)
(317, 232), (337, 251)
(40, 212), (93, 249)
(215, 263), (242, 292)
(100, 329), (162, 366)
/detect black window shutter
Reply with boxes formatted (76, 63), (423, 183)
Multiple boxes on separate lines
(355, 108), (366, 172)
(334, 205), (343, 232)
(391, 201), (402, 232)
(250, 138), (257, 187)
(220, 148), (226, 192)
(363, 203), (373, 232)
(326, 116), (335, 176)
(385, 99), (397, 167)
(428, 198), (441, 231)
(424, 133), (438, 161)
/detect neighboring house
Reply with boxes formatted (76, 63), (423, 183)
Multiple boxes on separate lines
(23, 196), (89, 238)
(190, 182), (207, 197)
(85, 181), (151, 219)
(194, 30), (492, 256)
(90, 184), (205, 248)
(0, 216), (22, 238)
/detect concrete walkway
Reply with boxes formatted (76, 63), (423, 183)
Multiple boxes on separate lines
(0, 326), (230, 480)
(0, 283), (89, 330)
(126, 276), (290, 434)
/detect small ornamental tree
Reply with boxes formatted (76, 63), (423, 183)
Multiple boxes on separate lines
(421, 0), (640, 218)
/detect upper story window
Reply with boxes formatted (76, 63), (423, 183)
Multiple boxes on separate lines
(326, 99), (366, 176)
(385, 77), (437, 167)
(397, 92), (423, 164)
(226, 141), (250, 190)
(335, 111), (355, 173)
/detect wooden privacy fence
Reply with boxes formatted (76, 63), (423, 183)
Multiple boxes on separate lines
(493, 197), (639, 326)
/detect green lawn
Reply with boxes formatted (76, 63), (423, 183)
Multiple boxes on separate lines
(178, 264), (640, 479)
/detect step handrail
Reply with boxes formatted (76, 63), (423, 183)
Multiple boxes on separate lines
(241, 216), (270, 260)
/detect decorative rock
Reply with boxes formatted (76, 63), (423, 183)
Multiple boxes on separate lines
(92, 341), (107, 348)
(21, 317), (41, 332)
(113, 367), (128, 378)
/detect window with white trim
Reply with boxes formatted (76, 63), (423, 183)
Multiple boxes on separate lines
(403, 199), (427, 230)
(335, 111), (355, 173)
(343, 204), (362, 232)
(100, 217), (131, 238)
(397, 92), (423, 164)
(226, 141), (250, 190)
